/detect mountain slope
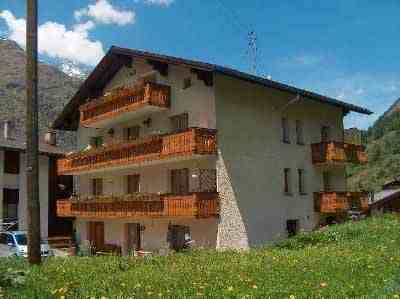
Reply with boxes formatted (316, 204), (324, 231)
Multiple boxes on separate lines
(347, 100), (400, 191)
(0, 39), (80, 150)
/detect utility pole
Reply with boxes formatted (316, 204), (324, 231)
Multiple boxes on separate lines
(26, 0), (41, 265)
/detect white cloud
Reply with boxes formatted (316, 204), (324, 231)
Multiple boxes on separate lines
(75, 0), (135, 26)
(0, 10), (104, 66)
(142, 0), (174, 6)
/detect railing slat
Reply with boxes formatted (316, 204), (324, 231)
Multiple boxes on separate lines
(311, 141), (367, 165)
(56, 193), (219, 219)
(58, 128), (217, 175)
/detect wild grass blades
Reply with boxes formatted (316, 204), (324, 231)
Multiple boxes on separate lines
(1, 215), (400, 298)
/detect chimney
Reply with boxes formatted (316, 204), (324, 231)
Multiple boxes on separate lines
(3, 120), (15, 140)
(44, 130), (57, 146)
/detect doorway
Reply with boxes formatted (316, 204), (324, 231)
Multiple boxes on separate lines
(286, 219), (299, 237)
(87, 222), (104, 252)
(168, 225), (191, 251)
(126, 223), (141, 253)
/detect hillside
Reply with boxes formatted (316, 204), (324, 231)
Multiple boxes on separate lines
(347, 98), (400, 191)
(0, 39), (80, 150)
(1, 215), (399, 298)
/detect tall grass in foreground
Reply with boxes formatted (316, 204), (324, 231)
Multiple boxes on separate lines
(1, 215), (400, 298)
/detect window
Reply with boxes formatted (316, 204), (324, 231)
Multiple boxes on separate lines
(92, 178), (103, 196)
(4, 150), (20, 174)
(282, 117), (290, 143)
(321, 126), (331, 143)
(90, 136), (103, 148)
(124, 126), (140, 141)
(296, 120), (304, 145)
(171, 168), (189, 195)
(170, 113), (189, 133)
(322, 171), (331, 192)
(286, 219), (299, 237)
(3, 189), (18, 220)
(298, 169), (306, 195)
(127, 174), (140, 194)
(182, 77), (192, 89)
(284, 168), (292, 195)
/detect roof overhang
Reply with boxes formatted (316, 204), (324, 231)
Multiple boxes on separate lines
(52, 46), (372, 131)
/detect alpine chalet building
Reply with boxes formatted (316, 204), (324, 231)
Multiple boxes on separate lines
(52, 47), (371, 253)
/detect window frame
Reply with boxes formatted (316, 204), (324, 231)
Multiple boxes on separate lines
(4, 150), (20, 174)
(126, 174), (140, 194)
(170, 113), (189, 133)
(322, 171), (332, 192)
(170, 168), (189, 195)
(282, 117), (290, 144)
(295, 120), (305, 145)
(284, 168), (292, 195)
(124, 126), (140, 142)
(298, 169), (307, 195)
(92, 178), (103, 196)
(90, 136), (103, 149)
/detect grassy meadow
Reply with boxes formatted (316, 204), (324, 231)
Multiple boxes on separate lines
(1, 215), (400, 298)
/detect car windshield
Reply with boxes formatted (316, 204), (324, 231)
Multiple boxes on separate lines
(14, 234), (27, 245)
(14, 234), (47, 246)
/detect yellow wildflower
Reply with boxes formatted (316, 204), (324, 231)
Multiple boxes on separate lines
(289, 295), (296, 299)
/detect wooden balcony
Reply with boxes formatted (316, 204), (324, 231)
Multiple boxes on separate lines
(57, 128), (217, 175)
(311, 142), (367, 165)
(80, 82), (171, 128)
(314, 192), (369, 214)
(56, 192), (219, 219)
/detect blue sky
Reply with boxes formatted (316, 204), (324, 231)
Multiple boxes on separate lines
(1, 0), (400, 129)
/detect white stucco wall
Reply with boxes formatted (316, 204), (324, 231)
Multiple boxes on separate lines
(0, 151), (50, 238)
(214, 73), (347, 249)
(75, 217), (218, 253)
(78, 159), (215, 196)
(77, 58), (216, 151)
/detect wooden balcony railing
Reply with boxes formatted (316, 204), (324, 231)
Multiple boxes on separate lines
(311, 142), (367, 165)
(80, 82), (171, 127)
(314, 192), (369, 214)
(57, 128), (217, 175)
(56, 192), (219, 219)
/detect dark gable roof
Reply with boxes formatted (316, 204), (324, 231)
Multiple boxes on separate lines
(53, 46), (372, 130)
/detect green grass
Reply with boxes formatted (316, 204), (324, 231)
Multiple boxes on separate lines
(1, 215), (400, 298)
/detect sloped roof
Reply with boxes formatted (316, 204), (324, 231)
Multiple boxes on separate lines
(52, 46), (372, 130)
(370, 189), (400, 208)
